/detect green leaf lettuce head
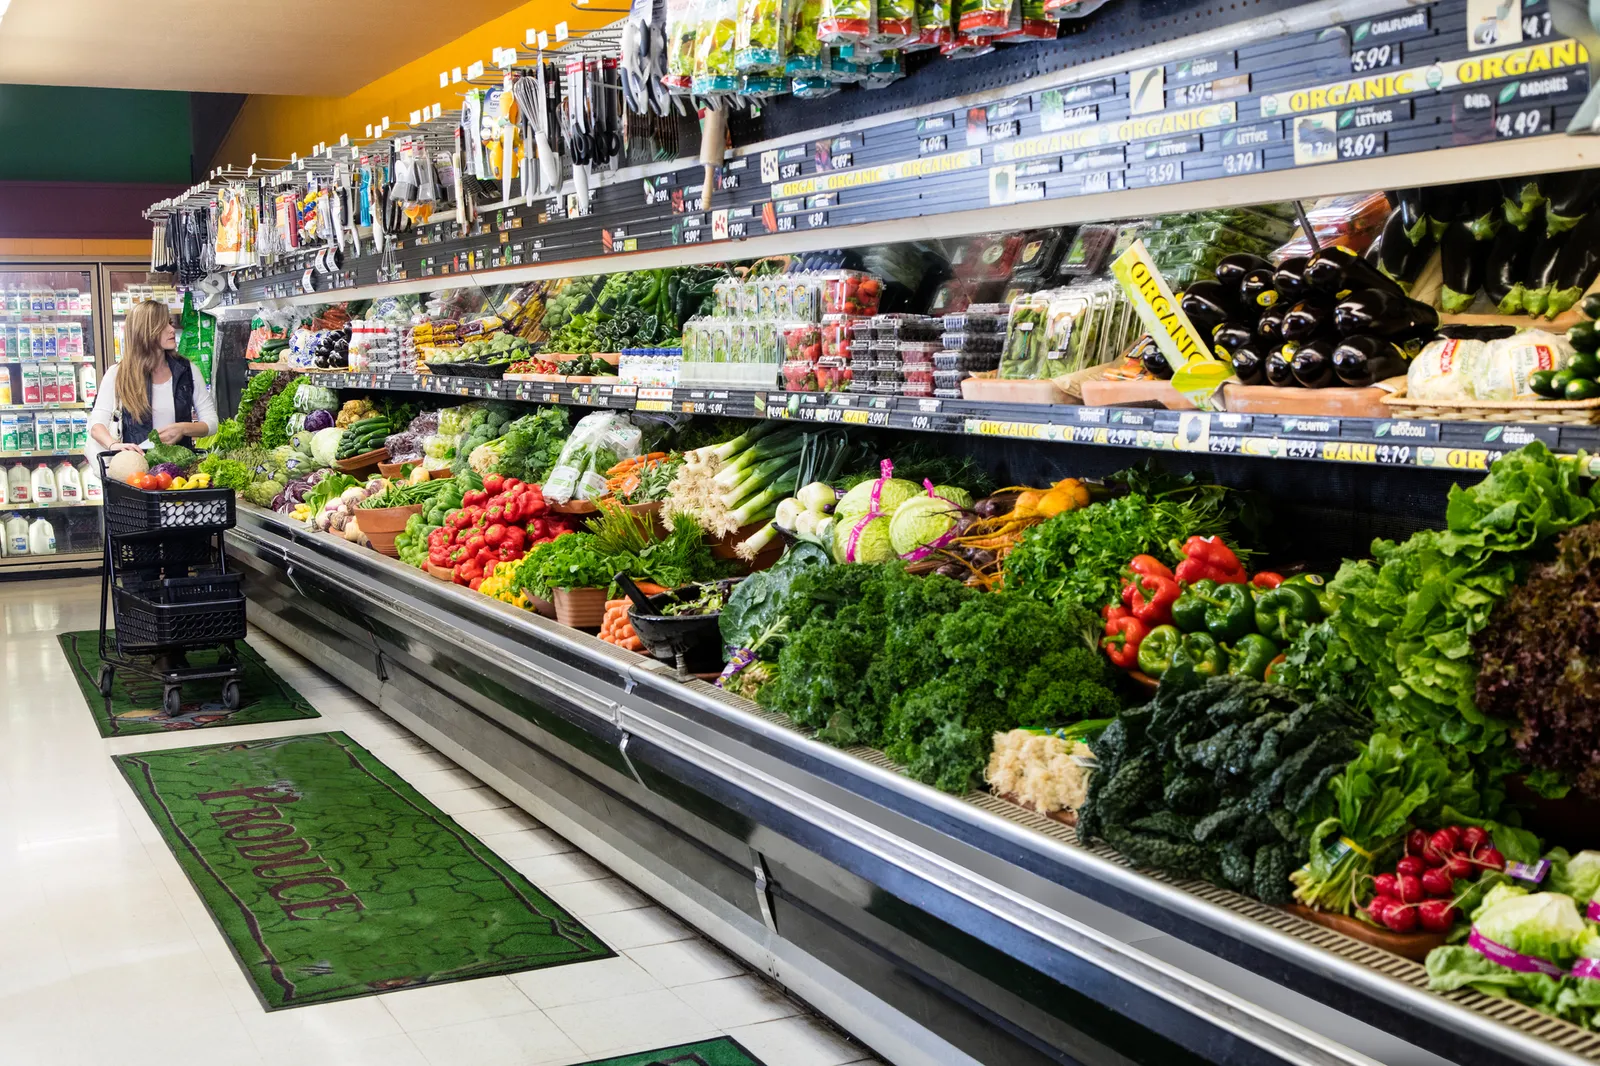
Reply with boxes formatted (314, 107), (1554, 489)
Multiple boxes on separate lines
(1548, 848), (1600, 904)
(1329, 442), (1595, 756)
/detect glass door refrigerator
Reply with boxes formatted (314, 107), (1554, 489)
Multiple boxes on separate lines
(102, 268), (180, 365)
(0, 265), (103, 575)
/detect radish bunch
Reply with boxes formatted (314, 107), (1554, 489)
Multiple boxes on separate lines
(1365, 826), (1506, 934)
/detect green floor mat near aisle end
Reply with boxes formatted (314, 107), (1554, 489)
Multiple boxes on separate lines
(58, 630), (321, 737)
(578, 1038), (768, 1066)
(114, 731), (612, 1009)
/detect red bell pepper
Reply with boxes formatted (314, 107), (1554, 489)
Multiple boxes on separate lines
(1128, 572), (1179, 626)
(462, 490), (488, 508)
(504, 479), (522, 490)
(1180, 536), (1247, 583)
(483, 474), (505, 495)
(484, 524), (507, 546)
(503, 525), (527, 551)
(1120, 581), (1137, 608)
(1127, 554), (1174, 581)
(451, 510), (472, 530)
(1251, 571), (1284, 589)
(1102, 616), (1149, 670)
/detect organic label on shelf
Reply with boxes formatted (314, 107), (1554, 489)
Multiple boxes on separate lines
(1110, 240), (1224, 409)
(767, 149), (982, 199)
(991, 103), (1237, 163)
(1257, 38), (1587, 117)
(1415, 446), (1494, 470)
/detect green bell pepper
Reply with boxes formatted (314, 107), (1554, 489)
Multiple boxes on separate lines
(1283, 572), (1339, 616)
(1199, 581), (1255, 641)
(1137, 625), (1181, 677)
(1226, 632), (1280, 681)
(1254, 583), (1323, 643)
(1170, 580), (1214, 632)
(1175, 632), (1227, 677)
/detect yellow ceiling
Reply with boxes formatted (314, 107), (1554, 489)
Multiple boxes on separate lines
(0, 0), (539, 94)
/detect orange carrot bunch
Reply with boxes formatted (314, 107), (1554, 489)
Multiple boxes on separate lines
(599, 600), (645, 652)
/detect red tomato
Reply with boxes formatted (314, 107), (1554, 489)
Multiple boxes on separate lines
(153, 472), (173, 490)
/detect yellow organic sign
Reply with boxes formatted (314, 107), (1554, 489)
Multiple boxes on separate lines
(1258, 38), (1587, 116)
(992, 103), (1237, 163)
(768, 149), (983, 199)
(1111, 241), (1228, 409)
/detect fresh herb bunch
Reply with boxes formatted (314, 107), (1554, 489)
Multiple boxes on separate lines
(489, 406), (571, 484)
(197, 418), (244, 454)
(198, 454), (254, 492)
(636, 515), (731, 590)
(1003, 487), (1240, 610)
(241, 373), (291, 443)
(1078, 675), (1368, 904)
(757, 564), (1123, 792)
(1475, 520), (1600, 798)
(512, 534), (631, 599)
(1269, 620), (1368, 708)
(1329, 442), (1594, 765)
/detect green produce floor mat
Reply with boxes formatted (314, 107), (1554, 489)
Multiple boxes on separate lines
(114, 731), (612, 1009)
(58, 630), (321, 737)
(574, 1038), (768, 1066)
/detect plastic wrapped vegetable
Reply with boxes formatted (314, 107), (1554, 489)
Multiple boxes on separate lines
(737, 0), (786, 71)
(664, 0), (700, 91)
(819, 0), (870, 42)
(958, 0), (1012, 36)
(693, 0), (740, 93)
(303, 409), (335, 433)
(909, 0), (952, 49)
(786, 0), (825, 72)
(876, 0), (918, 42)
(999, 291), (1050, 378)
(385, 431), (424, 463)
(542, 411), (644, 503)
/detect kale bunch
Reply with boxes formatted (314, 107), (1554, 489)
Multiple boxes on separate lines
(1475, 521), (1600, 799)
(758, 564), (1123, 792)
(1077, 674), (1368, 904)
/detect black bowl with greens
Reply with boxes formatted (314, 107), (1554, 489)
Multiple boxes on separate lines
(629, 580), (741, 674)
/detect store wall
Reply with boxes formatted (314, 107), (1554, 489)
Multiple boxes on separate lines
(0, 84), (200, 254)
(212, 1), (616, 168)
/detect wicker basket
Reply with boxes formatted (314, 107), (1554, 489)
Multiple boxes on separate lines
(553, 586), (609, 629)
(1382, 392), (1600, 424)
(335, 447), (388, 477)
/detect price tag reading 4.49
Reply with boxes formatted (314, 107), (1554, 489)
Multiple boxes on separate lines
(1496, 106), (1549, 137)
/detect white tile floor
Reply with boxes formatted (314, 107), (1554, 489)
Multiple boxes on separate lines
(0, 576), (883, 1066)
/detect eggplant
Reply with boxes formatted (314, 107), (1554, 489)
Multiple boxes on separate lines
(1418, 186), (1454, 241)
(1500, 176), (1545, 230)
(1231, 345), (1267, 386)
(1464, 183), (1504, 242)
(1265, 344), (1299, 387)
(1256, 305), (1287, 345)
(1290, 337), (1338, 388)
(1239, 266), (1279, 310)
(1141, 342), (1174, 380)
(1304, 245), (1404, 299)
(1214, 253), (1270, 290)
(1522, 229), (1568, 317)
(1541, 171), (1600, 234)
(1439, 221), (1489, 313)
(1180, 279), (1236, 335)
(1544, 209), (1600, 317)
(1211, 320), (1255, 356)
(1485, 211), (1540, 314)
(1273, 256), (1311, 300)
(1331, 334), (1409, 387)
(1376, 207), (1435, 293)
(1387, 188), (1426, 243)
(1281, 298), (1335, 341)
(1334, 287), (1440, 339)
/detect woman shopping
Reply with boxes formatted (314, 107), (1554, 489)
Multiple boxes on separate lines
(87, 299), (218, 461)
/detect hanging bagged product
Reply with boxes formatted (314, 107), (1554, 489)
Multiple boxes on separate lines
(736, 0), (787, 72)
(693, 0), (741, 94)
(908, 0), (953, 49)
(178, 291), (217, 385)
(664, 0), (700, 93)
(819, 0), (870, 43)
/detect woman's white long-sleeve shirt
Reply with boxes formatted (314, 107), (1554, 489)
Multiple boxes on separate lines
(85, 363), (219, 462)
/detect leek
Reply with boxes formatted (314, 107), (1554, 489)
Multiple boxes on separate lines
(736, 519), (781, 560)
(730, 470), (799, 528)
(724, 456), (795, 510)
(711, 431), (804, 488)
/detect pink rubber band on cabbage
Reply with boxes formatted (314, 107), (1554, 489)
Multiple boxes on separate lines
(844, 460), (895, 562)
(1468, 928), (1568, 977)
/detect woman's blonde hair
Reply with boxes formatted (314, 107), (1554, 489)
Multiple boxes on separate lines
(119, 300), (174, 424)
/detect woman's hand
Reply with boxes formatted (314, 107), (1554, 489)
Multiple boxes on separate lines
(110, 442), (144, 453)
(156, 424), (188, 445)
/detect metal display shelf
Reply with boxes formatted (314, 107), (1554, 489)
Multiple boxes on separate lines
(301, 369), (1600, 474)
(218, 0), (1600, 310)
(227, 502), (1600, 1066)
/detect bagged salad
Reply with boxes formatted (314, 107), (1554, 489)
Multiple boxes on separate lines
(543, 411), (644, 503)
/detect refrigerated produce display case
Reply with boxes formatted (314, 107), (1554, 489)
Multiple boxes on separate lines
(0, 265), (106, 573)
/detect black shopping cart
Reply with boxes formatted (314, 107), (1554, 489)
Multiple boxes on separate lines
(97, 453), (246, 716)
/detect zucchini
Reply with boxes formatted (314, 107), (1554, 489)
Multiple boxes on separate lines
(347, 417), (389, 434)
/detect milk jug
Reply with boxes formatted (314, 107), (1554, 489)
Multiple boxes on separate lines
(79, 363), (96, 404)
(27, 518), (55, 555)
(78, 461), (102, 504)
(6, 465), (28, 503)
(4, 515), (28, 555)
(53, 462), (80, 502)
(30, 464), (55, 505)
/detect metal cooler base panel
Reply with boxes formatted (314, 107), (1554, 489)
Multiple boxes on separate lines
(227, 507), (1600, 1066)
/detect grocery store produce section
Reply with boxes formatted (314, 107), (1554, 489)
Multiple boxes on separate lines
(121, 0), (1600, 1060)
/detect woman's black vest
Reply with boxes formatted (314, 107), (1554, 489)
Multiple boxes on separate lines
(120, 355), (197, 449)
